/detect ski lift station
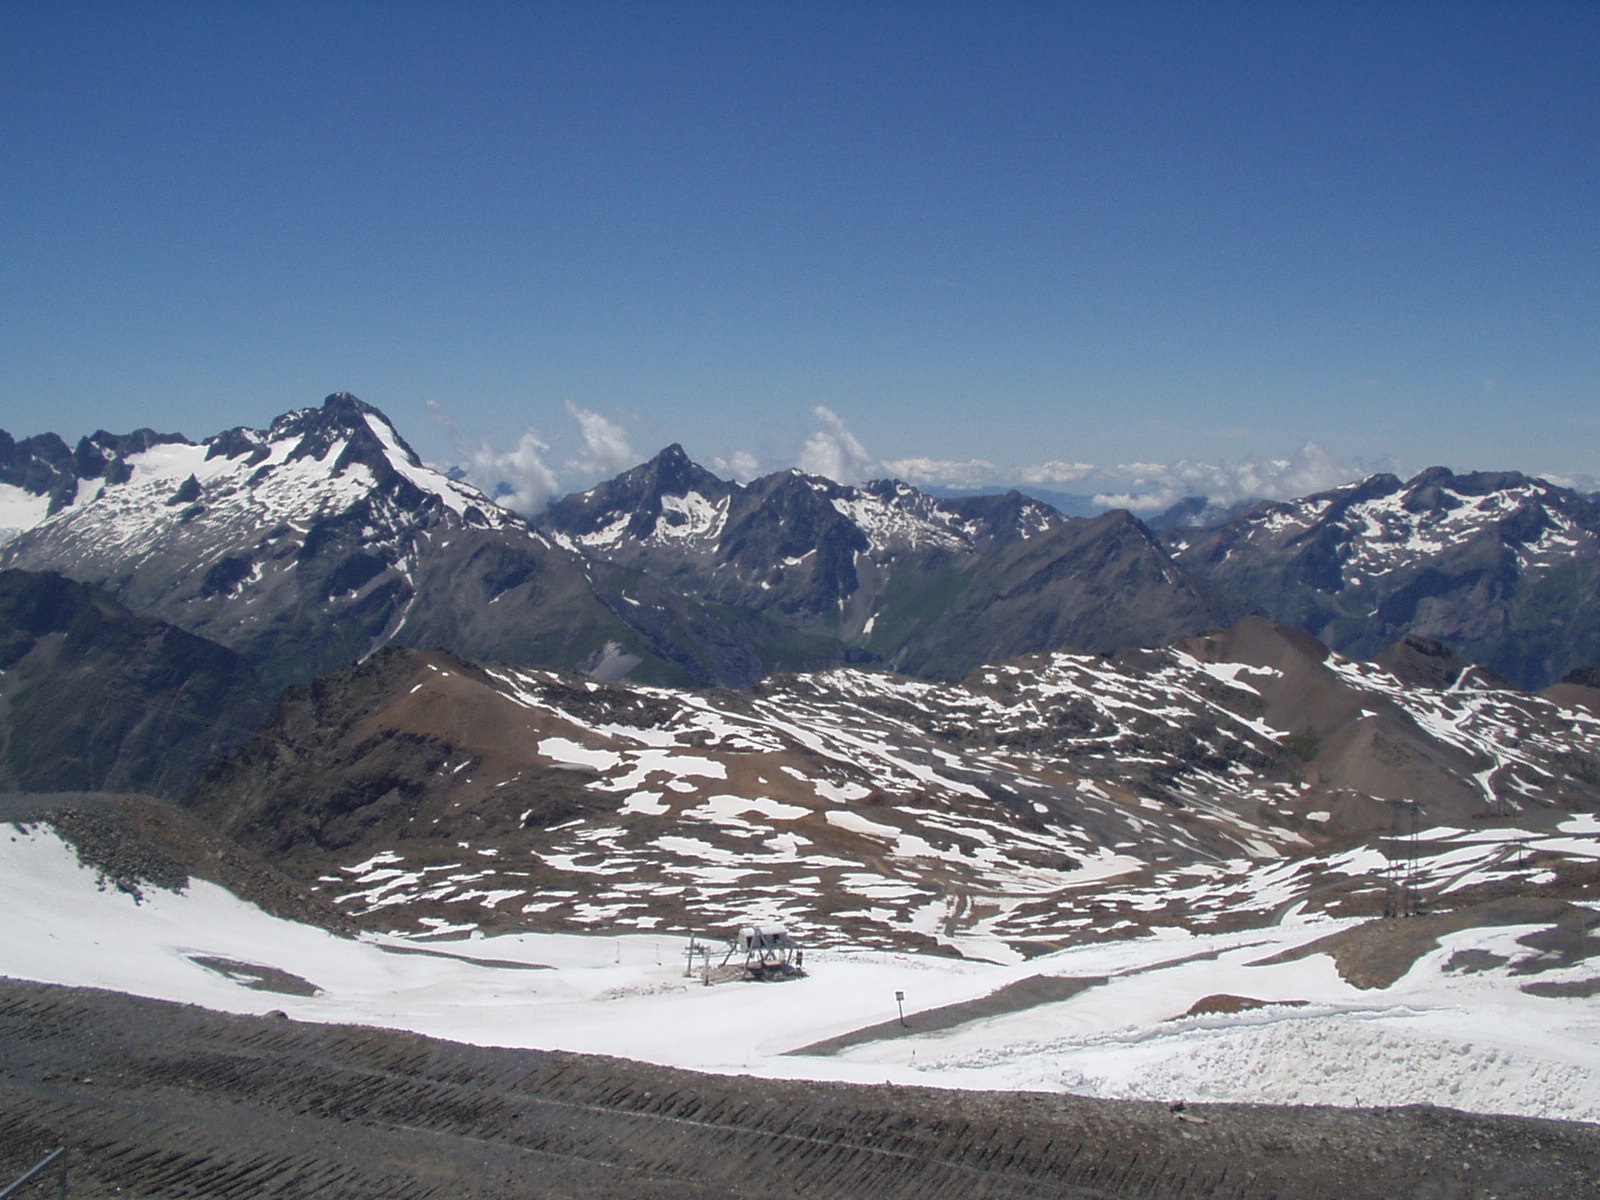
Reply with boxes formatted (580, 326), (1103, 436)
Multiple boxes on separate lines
(729, 923), (803, 980)
(683, 922), (806, 983)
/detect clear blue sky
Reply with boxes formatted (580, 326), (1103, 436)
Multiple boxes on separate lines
(3, 2), (1597, 507)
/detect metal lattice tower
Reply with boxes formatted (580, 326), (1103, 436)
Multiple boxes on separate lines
(1384, 800), (1422, 918)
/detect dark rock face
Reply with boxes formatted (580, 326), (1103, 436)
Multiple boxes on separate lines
(0, 429), (80, 516)
(889, 510), (1248, 679)
(1166, 468), (1600, 688)
(705, 471), (877, 622)
(0, 569), (272, 798)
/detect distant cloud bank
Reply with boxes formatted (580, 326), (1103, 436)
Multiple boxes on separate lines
(1090, 442), (1382, 514)
(878, 456), (997, 489)
(426, 399), (559, 515)
(1018, 461), (1098, 486)
(429, 400), (1388, 517)
(790, 410), (1384, 515)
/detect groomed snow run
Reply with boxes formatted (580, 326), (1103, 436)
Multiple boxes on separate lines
(3, 827), (1598, 1124)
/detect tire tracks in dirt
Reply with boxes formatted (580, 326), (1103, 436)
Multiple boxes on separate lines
(3, 978), (1598, 1199)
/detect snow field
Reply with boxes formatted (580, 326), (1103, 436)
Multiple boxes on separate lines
(5, 827), (1598, 1124)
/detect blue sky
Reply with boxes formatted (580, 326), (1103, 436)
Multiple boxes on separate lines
(3, 2), (1597, 510)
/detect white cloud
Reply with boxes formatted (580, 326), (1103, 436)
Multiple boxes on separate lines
(467, 430), (561, 515)
(427, 399), (560, 515)
(1091, 442), (1375, 514)
(428, 394), (1383, 521)
(563, 401), (637, 477)
(1018, 460), (1097, 486)
(879, 456), (997, 489)
(797, 405), (875, 484)
(712, 450), (763, 482)
(1539, 471), (1600, 493)
(1088, 491), (1176, 514)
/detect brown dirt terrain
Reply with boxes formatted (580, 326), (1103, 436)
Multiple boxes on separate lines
(1249, 896), (1596, 989)
(3, 978), (1598, 1199)
(1176, 994), (1311, 1019)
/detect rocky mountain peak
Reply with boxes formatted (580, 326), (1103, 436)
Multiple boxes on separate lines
(1375, 633), (1483, 690)
(1400, 466), (1541, 514)
(544, 444), (733, 542)
(256, 393), (418, 482)
(322, 390), (372, 416)
(0, 430), (79, 517)
(1081, 506), (1169, 555)
(0, 393), (544, 688)
(646, 441), (692, 471)
(635, 443), (727, 499)
(73, 429), (191, 486)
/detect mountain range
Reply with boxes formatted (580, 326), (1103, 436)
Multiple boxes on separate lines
(0, 394), (1239, 690)
(0, 395), (668, 691)
(4, 390), (1600, 889)
(1164, 469), (1600, 688)
(8, 392), (1597, 694)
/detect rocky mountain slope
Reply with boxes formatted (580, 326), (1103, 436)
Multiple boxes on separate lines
(0, 569), (271, 797)
(540, 445), (1244, 679)
(183, 618), (1600, 958)
(1165, 468), (1600, 688)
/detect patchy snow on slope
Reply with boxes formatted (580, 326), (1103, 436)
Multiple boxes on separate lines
(830, 492), (968, 554)
(296, 643), (1600, 957)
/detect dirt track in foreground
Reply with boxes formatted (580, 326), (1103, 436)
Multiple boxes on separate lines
(2, 978), (1597, 1199)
